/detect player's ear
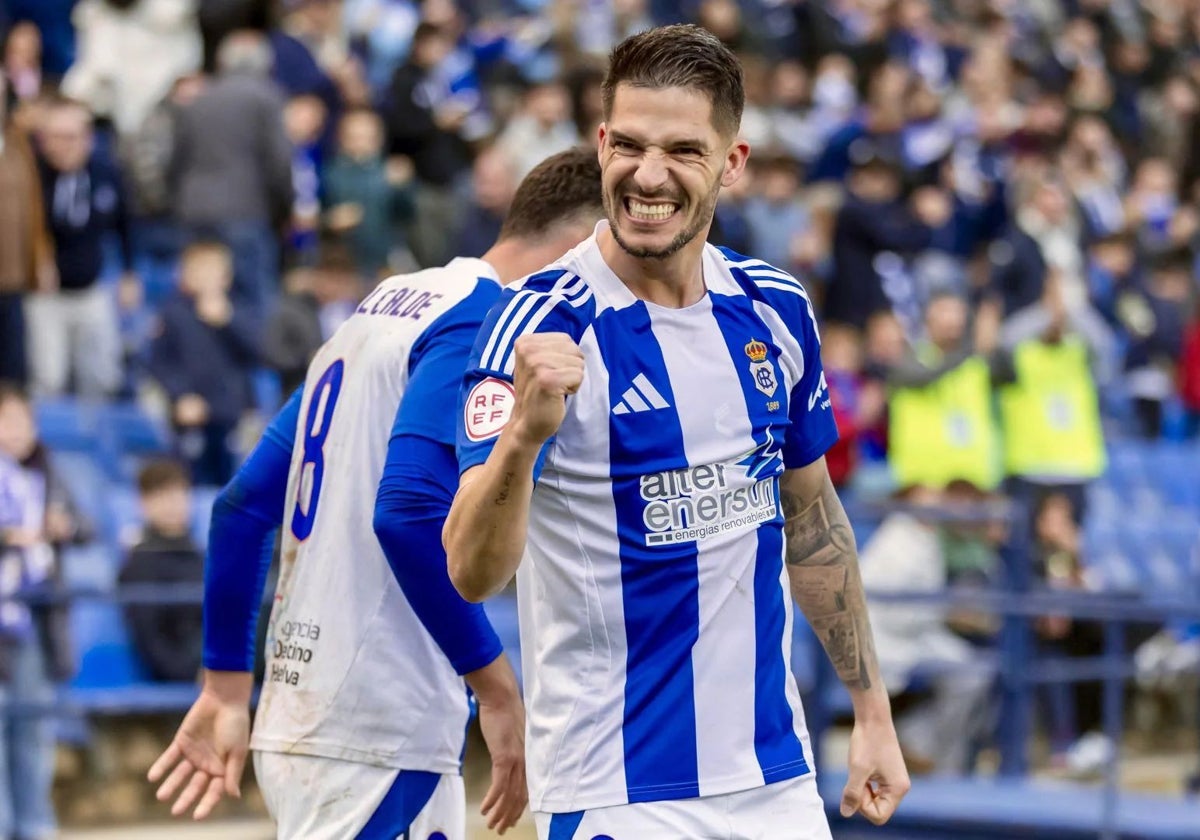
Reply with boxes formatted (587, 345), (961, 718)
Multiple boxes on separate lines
(597, 122), (608, 157)
(720, 138), (751, 188)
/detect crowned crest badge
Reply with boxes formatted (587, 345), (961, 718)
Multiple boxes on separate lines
(745, 338), (777, 398)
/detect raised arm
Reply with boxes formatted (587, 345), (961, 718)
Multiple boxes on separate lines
(779, 457), (910, 824)
(445, 332), (583, 601)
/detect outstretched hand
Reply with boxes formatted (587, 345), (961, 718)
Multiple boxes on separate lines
(147, 677), (251, 820)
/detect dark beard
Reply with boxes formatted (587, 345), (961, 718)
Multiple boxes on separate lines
(606, 176), (722, 260)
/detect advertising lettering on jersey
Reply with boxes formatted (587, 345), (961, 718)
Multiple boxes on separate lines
(637, 457), (780, 547)
(268, 617), (322, 687)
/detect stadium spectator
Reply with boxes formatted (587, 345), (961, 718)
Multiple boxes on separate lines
(196, 0), (271, 72)
(0, 382), (81, 840)
(282, 92), (328, 264)
(119, 458), (204, 683)
(887, 290), (1001, 492)
(322, 106), (414, 276)
(1181, 303), (1200, 440)
(147, 240), (259, 486)
(498, 79), (579, 180)
(988, 174), (1076, 319)
(170, 30), (294, 322)
(61, 0), (203, 139)
(3, 0), (77, 78)
(0, 73), (55, 386)
(263, 239), (362, 396)
(824, 139), (950, 328)
(3, 22), (46, 105)
(119, 72), (207, 306)
(743, 152), (808, 276)
(28, 96), (131, 399)
(821, 323), (885, 489)
(998, 273), (1115, 524)
(454, 142), (515, 260)
(1113, 249), (1192, 439)
(385, 21), (478, 267)
(859, 483), (997, 776)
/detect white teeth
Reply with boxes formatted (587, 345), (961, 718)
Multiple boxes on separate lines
(628, 199), (676, 220)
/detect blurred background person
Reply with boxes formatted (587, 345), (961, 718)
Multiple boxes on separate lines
(0, 72), (55, 387)
(118, 458), (203, 683)
(263, 237), (362, 396)
(322, 105), (414, 277)
(28, 96), (132, 399)
(454, 142), (517, 260)
(60, 0), (202, 141)
(169, 30), (294, 324)
(0, 383), (82, 840)
(147, 240), (259, 486)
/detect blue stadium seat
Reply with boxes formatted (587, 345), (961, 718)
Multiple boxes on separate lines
(60, 544), (119, 590)
(35, 398), (100, 453)
(99, 401), (171, 455)
(49, 450), (109, 536)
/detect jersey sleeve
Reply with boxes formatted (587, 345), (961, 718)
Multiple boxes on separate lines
(202, 387), (301, 672)
(393, 278), (501, 446)
(782, 291), (839, 469)
(456, 271), (592, 478)
(373, 432), (503, 676)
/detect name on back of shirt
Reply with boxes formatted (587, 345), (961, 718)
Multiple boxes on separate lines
(356, 285), (443, 320)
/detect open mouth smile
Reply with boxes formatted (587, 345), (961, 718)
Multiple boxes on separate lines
(623, 197), (680, 223)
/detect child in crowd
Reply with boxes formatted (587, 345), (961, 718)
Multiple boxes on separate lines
(147, 241), (258, 486)
(322, 107), (413, 277)
(284, 93), (329, 265)
(118, 459), (203, 683)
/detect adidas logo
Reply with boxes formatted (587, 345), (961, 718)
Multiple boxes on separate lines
(612, 373), (670, 415)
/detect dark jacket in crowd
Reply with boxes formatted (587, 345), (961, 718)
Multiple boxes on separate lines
(119, 527), (203, 682)
(988, 224), (1048, 318)
(825, 194), (935, 327)
(147, 294), (259, 426)
(386, 61), (473, 187)
(39, 153), (134, 291)
(455, 202), (503, 261)
(170, 71), (295, 228)
(263, 291), (323, 396)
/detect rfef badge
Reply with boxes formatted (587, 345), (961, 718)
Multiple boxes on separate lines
(745, 338), (777, 398)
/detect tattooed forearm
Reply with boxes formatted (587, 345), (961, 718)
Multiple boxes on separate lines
(494, 472), (514, 506)
(781, 472), (879, 692)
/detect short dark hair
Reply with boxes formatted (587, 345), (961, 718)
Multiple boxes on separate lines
(498, 147), (603, 241)
(0, 381), (29, 408)
(602, 24), (744, 138)
(137, 459), (191, 496)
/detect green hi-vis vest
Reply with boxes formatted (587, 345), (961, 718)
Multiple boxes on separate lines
(889, 355), (1001, 490)
(999, 338), (1106, 479)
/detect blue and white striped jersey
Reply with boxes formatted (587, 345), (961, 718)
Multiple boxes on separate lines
(458, 223), (839, 812)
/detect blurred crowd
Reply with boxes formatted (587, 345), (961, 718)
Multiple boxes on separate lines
(0, 0), (1196, 485)
(0, 0), (1199, 828)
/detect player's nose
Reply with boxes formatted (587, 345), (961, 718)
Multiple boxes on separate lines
(631, 150), (670, 193)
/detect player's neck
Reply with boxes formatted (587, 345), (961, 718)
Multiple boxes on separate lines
(483, 238), (560, 286)
(598, 225), (707, 309)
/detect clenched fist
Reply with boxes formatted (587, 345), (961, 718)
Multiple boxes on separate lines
(509, 333), (584, 447)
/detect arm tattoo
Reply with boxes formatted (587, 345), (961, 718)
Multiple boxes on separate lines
(494, 472), (515, 506)
(782, 476), (878, 691)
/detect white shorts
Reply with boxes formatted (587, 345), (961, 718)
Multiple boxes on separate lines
(254, 751), (465, 840)
(533, 774), (832, 840)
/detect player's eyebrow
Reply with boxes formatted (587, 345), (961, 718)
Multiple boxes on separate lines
(609, 129), (709, 153)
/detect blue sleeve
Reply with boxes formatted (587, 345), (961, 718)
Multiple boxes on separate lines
(395, 278), (500, 446)
(782, 293), (840, 470)
(202, 387), (301, 672)
(373, 432), (503, 676)
(456, 273), (590, 478)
